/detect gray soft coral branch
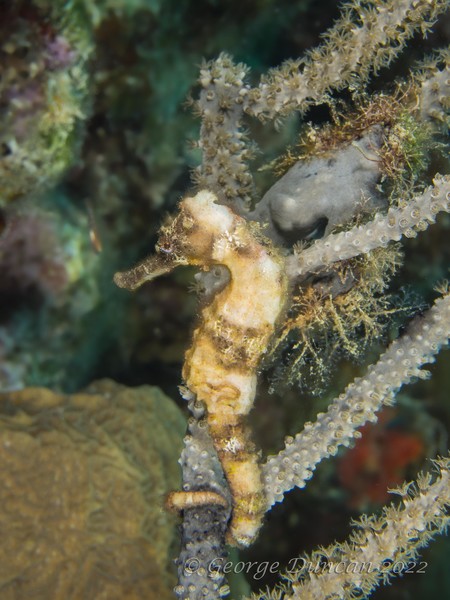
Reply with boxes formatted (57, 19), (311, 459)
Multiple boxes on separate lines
(116, 1), (450, 598)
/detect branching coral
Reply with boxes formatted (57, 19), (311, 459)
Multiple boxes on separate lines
(263, 288), (450, 507)
(114, 1), (450, 599)
(263, 457), (450, 600)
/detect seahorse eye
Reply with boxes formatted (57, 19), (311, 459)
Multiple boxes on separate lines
(158, 240), (173, 254)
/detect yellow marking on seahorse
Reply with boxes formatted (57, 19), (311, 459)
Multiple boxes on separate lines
(114, 190), (288, 547)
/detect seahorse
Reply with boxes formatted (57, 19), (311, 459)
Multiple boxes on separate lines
(114, 190), (288, 546)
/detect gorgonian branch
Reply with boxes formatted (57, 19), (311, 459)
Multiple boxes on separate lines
(263, 289), (450, 508)
(286, 175), (450, 281)
(244, 0), (449, 121)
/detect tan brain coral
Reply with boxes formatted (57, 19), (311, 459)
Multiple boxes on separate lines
(0, 379), (185, 600)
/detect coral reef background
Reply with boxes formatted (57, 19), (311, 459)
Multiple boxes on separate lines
(0, 1), (449, 598)
(0, 380), (184, 598)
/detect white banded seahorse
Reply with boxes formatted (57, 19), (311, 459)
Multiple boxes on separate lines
(114, 190), (287, 546)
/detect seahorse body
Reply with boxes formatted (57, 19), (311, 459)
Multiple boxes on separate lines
(114, 190), (288, 547)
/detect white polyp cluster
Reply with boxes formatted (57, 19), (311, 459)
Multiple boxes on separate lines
(263, 290), (450, 508)
(194, 54), (253, 210)
(283, 458), (450, 600)
(287, 174), (450, 279)
(418, 49), (450, 128)
(244, 0), (448, 120)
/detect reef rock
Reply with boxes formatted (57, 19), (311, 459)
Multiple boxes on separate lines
(0, 379), (185, 599)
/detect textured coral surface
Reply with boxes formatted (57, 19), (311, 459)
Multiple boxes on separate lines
(0, 379), (184, 599)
